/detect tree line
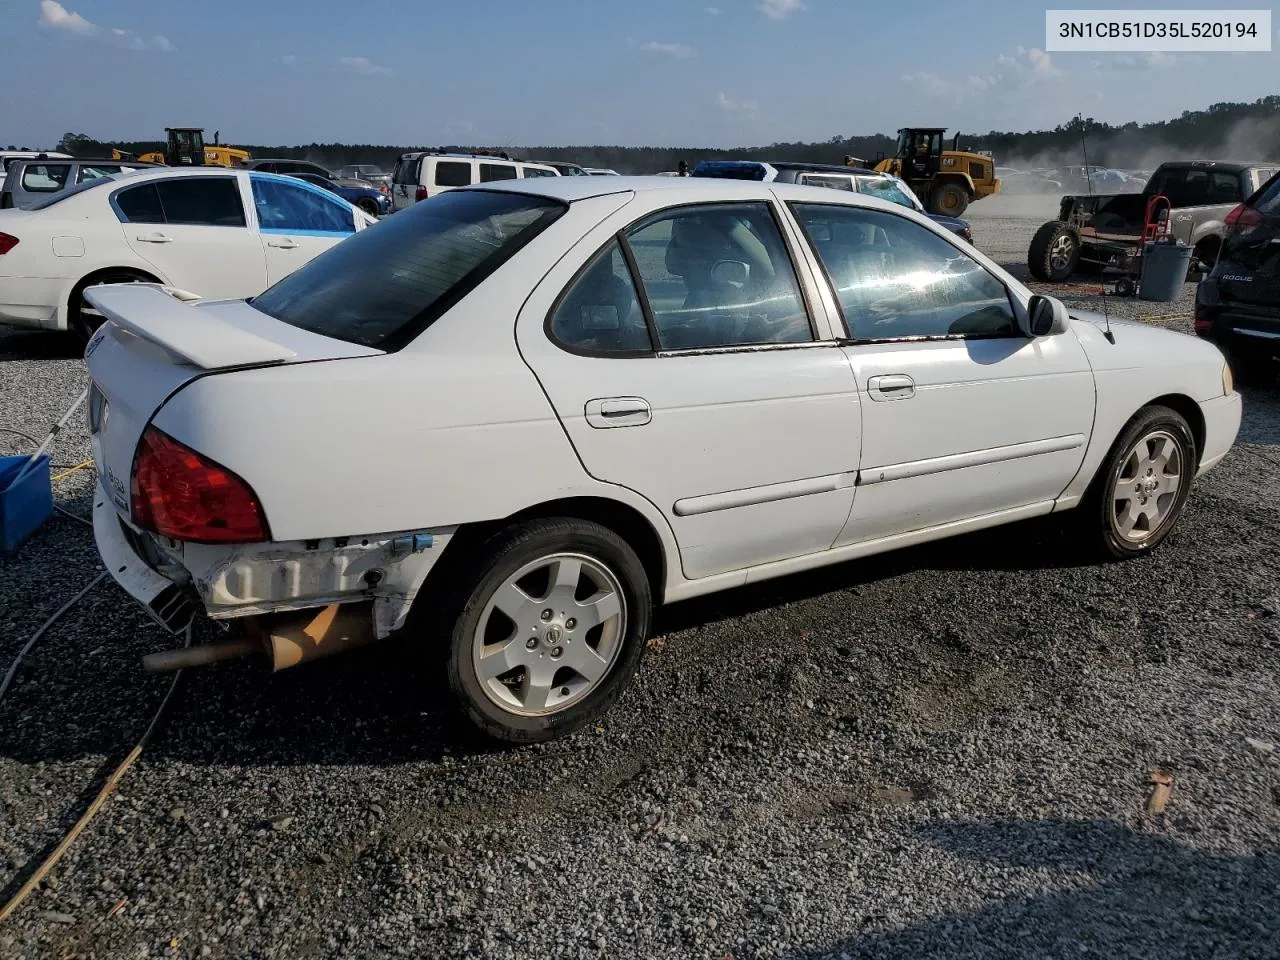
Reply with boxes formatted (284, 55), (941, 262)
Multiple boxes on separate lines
(40, 96), (1280, 174)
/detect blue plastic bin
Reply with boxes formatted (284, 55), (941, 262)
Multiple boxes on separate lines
(0, 454), (53, 555)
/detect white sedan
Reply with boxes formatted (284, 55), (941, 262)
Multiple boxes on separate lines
(0, 167), (374, 341)
(83, 176), (1242, 743)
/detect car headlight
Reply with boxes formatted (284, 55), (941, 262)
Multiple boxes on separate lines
(1222, 360), (1234, 396)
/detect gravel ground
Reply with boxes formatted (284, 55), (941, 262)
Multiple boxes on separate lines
(1, 198), (1277, 960)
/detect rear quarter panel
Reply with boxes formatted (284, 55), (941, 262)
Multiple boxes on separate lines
(151, 192), (680, 554)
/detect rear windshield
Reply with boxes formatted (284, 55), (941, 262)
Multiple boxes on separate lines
(250, 189), (566, 350)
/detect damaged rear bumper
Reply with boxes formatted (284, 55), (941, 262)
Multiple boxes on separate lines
(93, 480), (455, 640)
(93, 487), (196, 632)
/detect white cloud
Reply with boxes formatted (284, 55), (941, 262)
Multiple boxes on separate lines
(338, 55), (392, 76)
(1025, 47), (1059, 77)
(716, 91), (759, 114)
(705, 6), (722, 14)
(39, 0), (93, 34)
(110, 27), (147, 50)
(1089, 51), (1184, 72)
(641, 40), (694, 58)
(759, 0), (804, 19)
(39, 1), (173, 51)
(275, 54), (297, 66)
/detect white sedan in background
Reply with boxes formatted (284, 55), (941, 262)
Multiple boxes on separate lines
(0, 167), (373, 340)
(84, 176), (1240, 743)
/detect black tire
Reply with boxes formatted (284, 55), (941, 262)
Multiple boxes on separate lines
(1114, 277), (1137, 298)
(356, 198), (380, 218)
(67, 269), (155, 344)
(929, 183), (969, 217)
(1081, 405), (1196, 561)
(435, 518), (652, 744)
(1028, 221), (1081, 282)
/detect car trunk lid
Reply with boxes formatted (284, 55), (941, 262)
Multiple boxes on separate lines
(83, 284), (381, 519)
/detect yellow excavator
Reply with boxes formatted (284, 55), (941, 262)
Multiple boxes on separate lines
(112, 128), (249, 168)
(874, 128), (1000, 217)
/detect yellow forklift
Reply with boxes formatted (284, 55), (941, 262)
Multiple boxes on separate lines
(874, 127), (1001, 217)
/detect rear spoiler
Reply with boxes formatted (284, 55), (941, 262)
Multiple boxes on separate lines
(83, 284), (298, 369)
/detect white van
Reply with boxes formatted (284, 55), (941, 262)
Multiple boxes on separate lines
(389, 153), (559, 212)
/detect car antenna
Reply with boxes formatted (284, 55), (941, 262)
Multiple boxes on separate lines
(1077, 114), (1114, 344)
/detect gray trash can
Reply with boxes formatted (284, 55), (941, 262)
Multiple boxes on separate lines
(1139, 240), (1194, 302)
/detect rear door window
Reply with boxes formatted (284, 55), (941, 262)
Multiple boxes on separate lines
(521, 165), (558, 178)
(250, 189), (567, 350)
(480, 163), (518, 182)
(22, 164), (72, 192)
(434, 161), (472, 187)
(624, 202), (812, 349)
(153, 177), (246, 226)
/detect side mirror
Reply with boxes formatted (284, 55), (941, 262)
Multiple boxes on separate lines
(1027, 294), (1069, 336)
(711, 259), (750, 288)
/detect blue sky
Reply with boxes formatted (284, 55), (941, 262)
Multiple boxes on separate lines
(1, 0), (1276, 149)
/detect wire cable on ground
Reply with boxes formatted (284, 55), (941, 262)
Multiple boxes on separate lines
(0, 572), (107, 706)
(50, 460), (94, 483)
(0, 427), (40, 447)
(0, 626), (192, 926)
(54, 504), (93, 529)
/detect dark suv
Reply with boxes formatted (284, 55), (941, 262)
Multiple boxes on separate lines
(1195, 169), (1280, 382)
(238, 158), (337, 179)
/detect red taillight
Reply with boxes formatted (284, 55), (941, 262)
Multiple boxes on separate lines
(415, 185), (429, 202)
(1224, 204), (1262, 229)
(0, 233), (18, 255)
(1194, 315), (1213, 334)
(130, 426), (269, 544)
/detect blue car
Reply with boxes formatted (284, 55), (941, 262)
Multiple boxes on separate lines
(288, 172), (391, 217)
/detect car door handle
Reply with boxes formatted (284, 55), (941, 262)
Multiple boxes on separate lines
(585, 397), (651, 428)
(267, 238), (299, 249)
(136, 232), (173, 243)
(868, 374), (916, 401)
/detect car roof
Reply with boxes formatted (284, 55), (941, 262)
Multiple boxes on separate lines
(462, 175), (930, 211)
